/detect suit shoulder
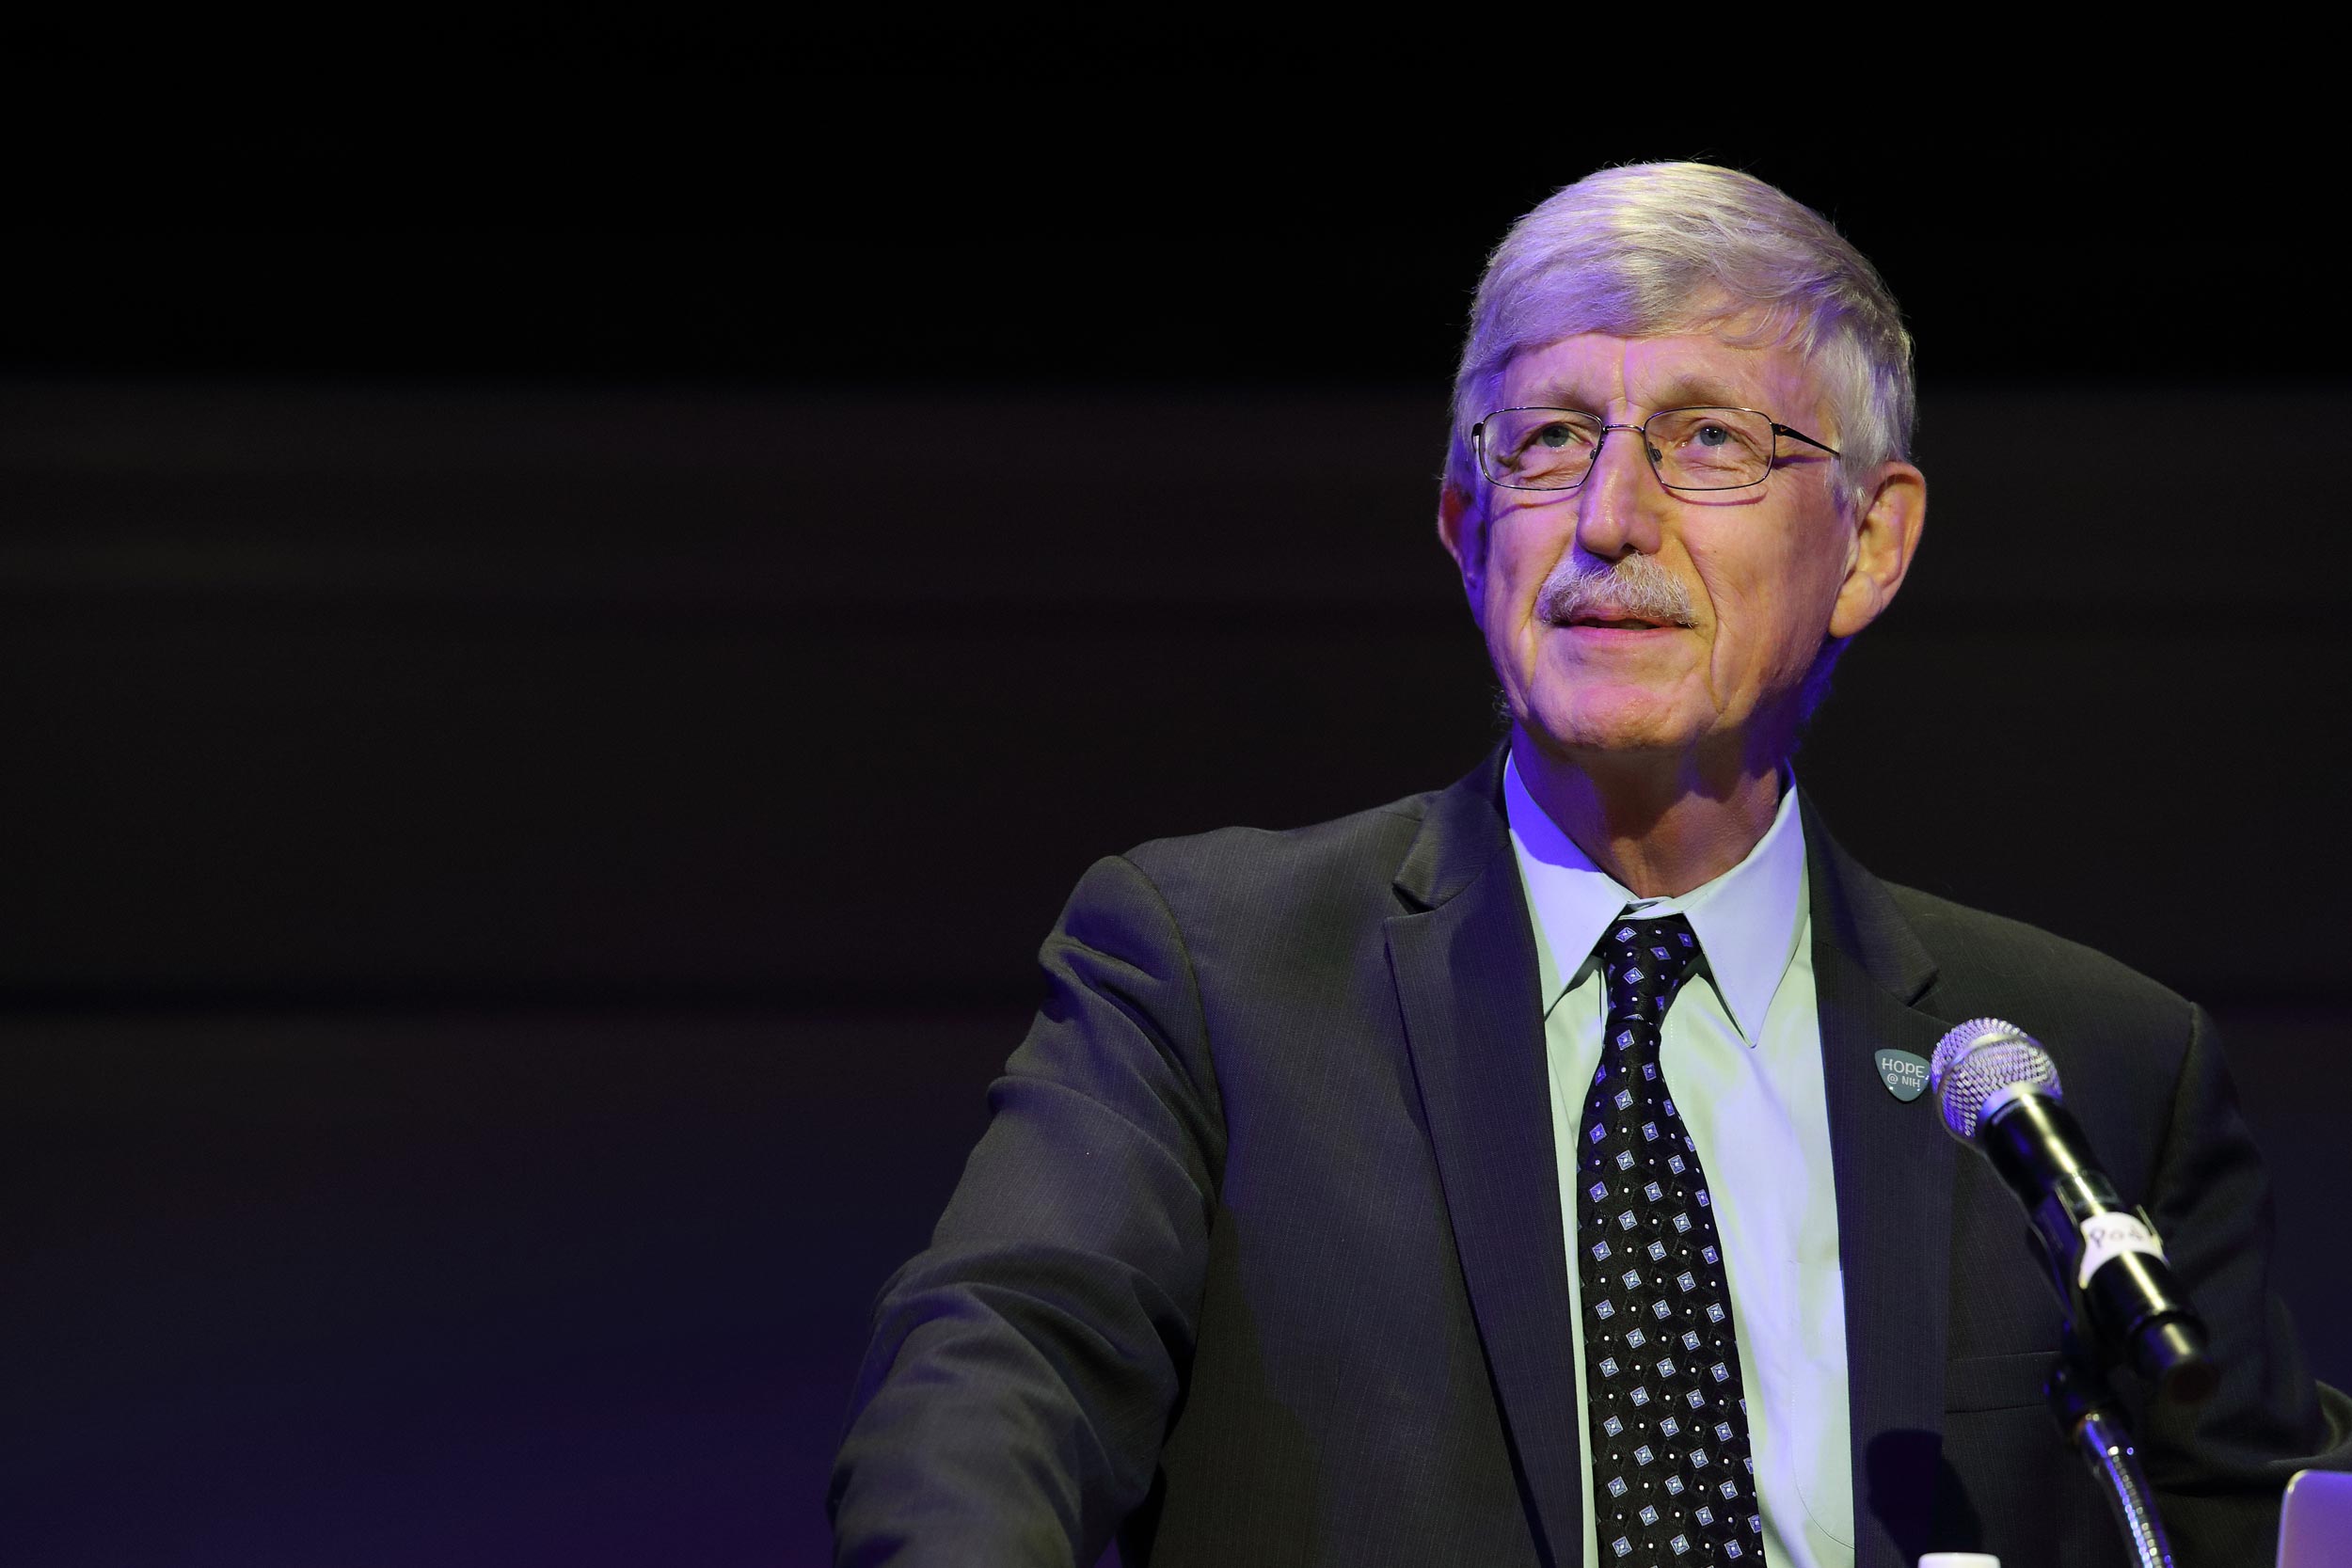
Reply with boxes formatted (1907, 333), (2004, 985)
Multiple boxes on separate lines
(1883, 879), (2191, 1029)
(1119, 786), (1436, 895)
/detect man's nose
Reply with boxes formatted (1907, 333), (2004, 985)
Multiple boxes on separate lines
(1573, 423), (1668, 562)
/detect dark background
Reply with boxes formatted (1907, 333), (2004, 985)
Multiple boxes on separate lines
(8, 106), (2350, 1566)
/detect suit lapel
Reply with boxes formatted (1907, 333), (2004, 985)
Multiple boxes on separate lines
(1802, 796), (1961, 1568)
(1389, 753), (1583, 1567)
(1383, 764), (1967, 1568)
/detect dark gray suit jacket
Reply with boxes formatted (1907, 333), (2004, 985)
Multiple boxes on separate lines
(831, 751), (2350, 1566)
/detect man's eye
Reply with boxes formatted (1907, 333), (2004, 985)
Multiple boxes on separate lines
(1536, 424), (1578, 450)
(1694, 423), (1732, 447)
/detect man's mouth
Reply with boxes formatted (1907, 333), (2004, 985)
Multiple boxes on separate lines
(1553, 601), (1688, 631)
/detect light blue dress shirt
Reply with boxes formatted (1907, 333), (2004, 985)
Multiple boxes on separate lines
(1502, 756), (1856, 1568)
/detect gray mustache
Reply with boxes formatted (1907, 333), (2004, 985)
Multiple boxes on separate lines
(1535, 553), (1698, 627)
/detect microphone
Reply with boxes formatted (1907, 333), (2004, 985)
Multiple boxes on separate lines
(1929, 1018), (2217, 1404)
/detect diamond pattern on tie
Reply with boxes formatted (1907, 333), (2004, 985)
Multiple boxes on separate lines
(1578, 911), (1765, 1564)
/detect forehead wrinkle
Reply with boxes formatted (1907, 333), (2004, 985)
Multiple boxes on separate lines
(1500, 371), (1772, 421)
(1623, 342), (1778, 410)
(1645, 346), (1835, 436)
(1502, 380), (1604, 414)
(1499, 332), (1797, 419)
(1642, 373), (1763, 412)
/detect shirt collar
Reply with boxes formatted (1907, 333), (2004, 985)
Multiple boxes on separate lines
(1502, 753), (1808, 1045)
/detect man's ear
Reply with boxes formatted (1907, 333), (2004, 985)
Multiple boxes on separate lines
(1438, 481), (1486, 624)
(1827, 461), (1926, 640)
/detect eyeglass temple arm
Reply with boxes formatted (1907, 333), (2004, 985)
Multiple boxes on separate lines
(1772, 424), (1841, 457)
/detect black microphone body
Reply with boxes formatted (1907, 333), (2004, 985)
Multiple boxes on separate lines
(1931, 1020), (2217, 1406)
(1973, 1085), (2217, 1404)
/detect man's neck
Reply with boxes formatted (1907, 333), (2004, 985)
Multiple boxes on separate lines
(1509, 729), (1783, 898)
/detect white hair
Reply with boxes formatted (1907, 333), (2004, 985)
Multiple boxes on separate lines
(1446, 163), (1915, 519)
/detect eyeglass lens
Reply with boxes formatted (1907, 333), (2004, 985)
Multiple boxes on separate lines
(1480, 408), (1777, 491)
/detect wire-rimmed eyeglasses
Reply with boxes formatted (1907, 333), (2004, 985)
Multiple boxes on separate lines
(1472, 405), (1839, 493)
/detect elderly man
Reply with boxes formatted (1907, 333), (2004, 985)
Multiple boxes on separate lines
(830, 164), (2349, 1567)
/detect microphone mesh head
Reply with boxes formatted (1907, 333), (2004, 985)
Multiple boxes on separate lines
(1929, 1018), (2062, 1138)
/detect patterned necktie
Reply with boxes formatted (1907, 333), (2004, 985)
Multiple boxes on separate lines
(1575, 911), (1764, 1564)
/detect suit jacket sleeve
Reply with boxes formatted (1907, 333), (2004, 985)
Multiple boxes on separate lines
(828, 852), (1225, 1567)
(2137, 1001), (2352, 1557)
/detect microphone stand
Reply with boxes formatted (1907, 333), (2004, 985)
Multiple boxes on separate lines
(2045, 1327), (2176, 1568)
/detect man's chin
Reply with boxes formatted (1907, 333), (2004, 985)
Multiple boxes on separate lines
(1511, 694), (1704, 763)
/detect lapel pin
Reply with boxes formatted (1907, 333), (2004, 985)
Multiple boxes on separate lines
(1875, 1048), (1931, 1103)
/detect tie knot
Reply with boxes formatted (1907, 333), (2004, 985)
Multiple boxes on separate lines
(1596, 911), (1704, 1013)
